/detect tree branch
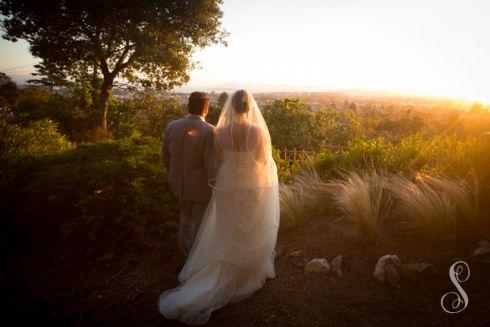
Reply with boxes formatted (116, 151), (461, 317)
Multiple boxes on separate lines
(111, 39), (133, 77)
(89, 31), (111, 79)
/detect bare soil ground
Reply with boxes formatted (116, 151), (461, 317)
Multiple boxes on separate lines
(3, 217), (490, 326)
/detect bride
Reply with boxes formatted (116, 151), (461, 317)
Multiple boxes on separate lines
(158, 89), (280, 325)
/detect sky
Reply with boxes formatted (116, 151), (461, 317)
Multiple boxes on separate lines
(1, 0), (489, 102)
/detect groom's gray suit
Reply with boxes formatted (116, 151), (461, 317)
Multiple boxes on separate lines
(162, 114), (215, 252)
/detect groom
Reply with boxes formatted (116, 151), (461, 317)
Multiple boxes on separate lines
(162, 91), (215, 254)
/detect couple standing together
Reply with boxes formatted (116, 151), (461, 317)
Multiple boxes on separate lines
(159, 90), (280, 325)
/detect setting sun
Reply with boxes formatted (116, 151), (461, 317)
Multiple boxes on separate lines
(182, 0), (490, 103)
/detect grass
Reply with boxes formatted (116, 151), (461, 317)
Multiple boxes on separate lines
(390, 173), (479, 244)
(279, 166), (481, 245)
(279, 164), (336, 228)
(389, 174), (458, 244)
(279, 182), (308, 228)
(329, 170), (393, 244)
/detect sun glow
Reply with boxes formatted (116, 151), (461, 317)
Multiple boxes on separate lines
(0, 0), (489, 104)
(183, 0), (490, 104)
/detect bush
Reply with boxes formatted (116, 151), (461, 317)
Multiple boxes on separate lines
(272, 147), (299, 182)
(263, 98), (362, 150)
(78, 127), (114, 143)
(1, 134), (179, 251)
(109, 93), (185, 140)
(315, 134), (490, 184)
(330, 170), (393, 244)
(389, 173), (479, 245)
(0, 119), (74, 159)
(11, 86), (96, 140)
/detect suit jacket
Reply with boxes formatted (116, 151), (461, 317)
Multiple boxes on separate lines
(162, 114), (216, 202)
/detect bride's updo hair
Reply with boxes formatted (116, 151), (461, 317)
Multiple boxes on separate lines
(231, 89), (250, 114)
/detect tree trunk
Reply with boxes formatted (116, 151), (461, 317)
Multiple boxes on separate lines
(95, 82), (112, 130)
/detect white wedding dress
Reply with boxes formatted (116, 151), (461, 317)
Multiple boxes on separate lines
(158, 90), (280, 325)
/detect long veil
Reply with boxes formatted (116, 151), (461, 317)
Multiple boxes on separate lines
(209, 89), (278, 189)
(159, 90), (280, 326)
(179, 89), (280, 280)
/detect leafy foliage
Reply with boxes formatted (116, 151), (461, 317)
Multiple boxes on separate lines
(9, 86), (96, 140)
(314, 134), (490, 183)
(0, 72), (20, 116)
(1, 135), (179, 250)
(263, 98), (361, 149)
(0, 118), (74, 159)
(109, 92), (185, 139)
(1, 0), (227, 129)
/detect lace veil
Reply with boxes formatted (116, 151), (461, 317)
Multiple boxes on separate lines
(209, 89), (278, 189)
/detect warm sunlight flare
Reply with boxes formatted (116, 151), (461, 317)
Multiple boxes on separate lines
(183, 0), (490, 103)
(1, 0), (489, 103)
(1, 1), (489, 325)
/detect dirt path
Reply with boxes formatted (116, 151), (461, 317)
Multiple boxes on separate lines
(3, 217), (490, 326)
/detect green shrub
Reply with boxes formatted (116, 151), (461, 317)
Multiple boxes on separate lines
(343, 136), (424, 175)
(315, 134), (489, 185)
(109, 93), (185, 140)
(11, 86), (96, 140)
(0, 119), (74, 159)
(272, 147), (299, 182)
(1, 134), (179, 251)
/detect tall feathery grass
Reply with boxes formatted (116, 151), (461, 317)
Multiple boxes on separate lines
(279, 166), (481, 245)
(389, 175), (457, 244)
(390, 173), (479, 244)
(279, 164), (336, 228)
(330, 170), (393, 243)
(279, 183), (308, 228)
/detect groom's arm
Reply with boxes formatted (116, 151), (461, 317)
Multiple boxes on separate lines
(203, 127), (215, 175)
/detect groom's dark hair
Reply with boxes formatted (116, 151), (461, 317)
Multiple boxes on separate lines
(188, 91), (209, 115)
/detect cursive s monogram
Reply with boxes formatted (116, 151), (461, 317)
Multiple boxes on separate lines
(440, 261), (470, 314)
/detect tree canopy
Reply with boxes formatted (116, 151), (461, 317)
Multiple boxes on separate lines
(0, 72), (20, 117)
(0, 0), (227, 129)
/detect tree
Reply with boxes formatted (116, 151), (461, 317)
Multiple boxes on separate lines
(217, 91), (228, 108)
(27, 61), (75, 92)
(263, 98), (315, 149)
(109, 91), (185, 139)
(0, 72), (20, 118)
(1, 0), (227, 130)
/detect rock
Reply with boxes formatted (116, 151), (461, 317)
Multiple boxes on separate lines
(374, 254), (401, 288)
(401, 263), (438, 281)
(287, 250), (309, 268)
(331, 255), (344, 278)
(472, 240), (490, 263)
(304, 258), (331, 274)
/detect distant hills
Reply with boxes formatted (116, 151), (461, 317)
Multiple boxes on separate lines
(174, 83), (329, 93)
(173, 82), (419, 99)
(6, 75), (477, 104)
